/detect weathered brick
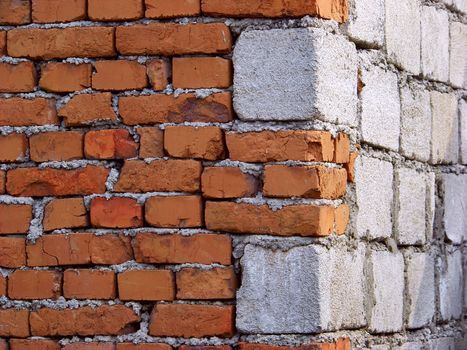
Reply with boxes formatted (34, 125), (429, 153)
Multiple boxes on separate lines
(0, 31), (6, 55)
(85, 129), (138, 159)
(116, 23), (231, 55)
(114, 160), (201, 193)
(0, 204), (32, 234)
(117, 344), (172, 350)
(0, 237), (26, 268)
(91, 234), (134, 265)
(7, 166), (109, 196)
(145, 196), (203, 228)
(63, 343), (114, 350)
(201, 167), (258, 199)
(145, 0), (200, 18)
(133, 233), (231, 265)
(334, 133), (350, 163)
(206, 202), (335, 236)
(29, 131), (84, 162)
(345, 151), (358, 183)
(335, 204), (350, 235)
(0, 171), (4, 194)
(0, 309), (30, 337)
(226, 131), (334, 162)
(0, 62), (36, 92)
(0, 0), (30, 25)
(9, 339), (60, 350)
(0, 97), (58, 126)
(43, 198), (88, 231)
(119, 93), (233, 125)
(0, 274), (5, 296)
(89, 0), (144, 21)
(92, 60), (147, 91)
(91, 197), (143, 228)
(180, 347), (231, 350)
(146, 59), (170, 90)
(8, 27), (115, 59)
(0, 133), (28, 163)
(173, 57), (232, 89)
(118, 270), (175, 301)
(164, 126), (225, 160)
(40, 63), (91, 92)
(59, 93), (117, 127)
(149, 304), (234, 337)
(8, 270), (61, 299)
(32, 0), (86, 23)
(137, 127), (164, 158)
(64, 269), (116, 299)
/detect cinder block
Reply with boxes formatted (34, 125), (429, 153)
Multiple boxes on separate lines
(400, 83), (432, 162)
(438, 249), (463, 321)
(442, 174), (467, 244)
(356, 156), (394, 240)
(405, 252), (435, 328)
(233, 28), (358, 125)
(421, 6), (449, 82)
(431, 92), (459, 164)
(360, 64), (400, 151)
(368, 250), (404, 333)
(426, 172), (436, 241)
(460, 99), (467, 164)
(449, 22), (467, 89)
(345, 0), (385, 47)
(385, 0), (421, 74)
(427, 338), (455, 350)
(394, 343), (423, 350)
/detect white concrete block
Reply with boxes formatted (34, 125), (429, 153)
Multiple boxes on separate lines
(345, 0), (385, 47)
(449, 22), (467, 89)
(442, 174), (467, 244)
(438, 249), (463, 321)
(426, 172), (436, 241)
(460, 99), (467, 164)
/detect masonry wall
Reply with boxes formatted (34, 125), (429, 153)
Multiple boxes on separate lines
(0, 0), (465, 350)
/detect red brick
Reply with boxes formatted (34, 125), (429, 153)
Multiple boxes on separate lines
(145, 0), (200, 18)
(205, 202), (335, 237)
(0, 237), (26, 268)
(91, 197), (143, 228)
(137, 127), (164, 158)
(118, 270), (175, 301)
(173, 57), (231, 89)
(0, 204), (32, 234)
(43, 198), (88, 231)
(64, 269), (116, 299)
(91, 234), (134, 265)
(29, 131), (84, 162)
(117, 344), (172, 350)
(8, 27), (115, 60)
(0, 0), (30, 25)
(345, 151), (358, 183)
(0, 133), (28, 163)
(116, 23), (231, 55)
(145, 196), (203, 228)
(30, 305), (139, 336)
(334, 132), (350, 163)
(32, 0), (86, 23)
(0, 274), (6, 296)
(9, 339), (60, 350)
(0, 97), (58, 127)
(176, 267), (237, 300)
(146, 59), (170, 90)
(85, 129), (138, 159)
(0, 340), (4, 350)
(0, 62), (36, 92)
(164, 126), (225, 160)
(0, 170), (4, 194)
(115, 160), (201, 193)
(119, 92), (233, 125)
(92, 60), (147, 91)
(8, 270), (61, 300)
(335, 204), (350, 235)
(59, 93), (117, 127)
(0, 31), (6, 55)
(40, 63), (91, 92)
(7, 166), (109, 196)
(89, 0), (144, 21)
(201, 167), (258, 199)
(133, 233), (231, 265)
(179, 347), (231, 350)
(0, 309), (30, 337)
(149, 304), (234, 337)
(63, 343), (114, 350)
(226, 131), (334, 162)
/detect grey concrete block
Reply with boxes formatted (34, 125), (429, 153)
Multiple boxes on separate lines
(385, 0), (421, 74)
(356, 156), (394, 240)
(442, 174), (467, 244)
(394, 343), (423, 350)
(426, 172), (436, 241)
(431, 92), (459, 164)
(449, 22), (467, 89)
(233, 28), (358, 125)
(360, 64), (400, 151)
(460, 99), (467, 164)
(427, 338), (455, 350)
(438, 249), (463, 321)
(421, 6), (450, 82)
(368, 250), (404, 333)
(345, 0), (385, 47)
(405, 252), (435, 328)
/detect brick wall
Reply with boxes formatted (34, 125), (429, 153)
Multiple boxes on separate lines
(0, 0), (465, 350)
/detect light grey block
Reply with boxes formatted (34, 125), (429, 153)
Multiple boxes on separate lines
(345, 0), (385, 47)
(394, 343), (423, 350)
(438, 249), (463, 321)
(449, 22), (467, 89)
(460, 99), (467, 164)
(442, 174), (467, 244)
(427, 338), (455, 350)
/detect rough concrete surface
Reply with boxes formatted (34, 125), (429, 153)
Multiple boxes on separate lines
(438, 249), (463, 321)
(442, 174), (467, 244)
(449, 21), (467, 89)
(345, 0), (385, 47)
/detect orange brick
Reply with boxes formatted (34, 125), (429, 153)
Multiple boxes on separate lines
(43, 198), (88, 231)
(0, 274), (6, 296)
(114, 160), (201, 193)
(0, 237), (26, 268)
(0, 170), (4, 194)
(29, 131), (84, 162)
(201, 167), (258, 199)
(176, 267), (237, 300)
(0, 309), (30, 337)
(0, 204), (32, 234)
(334, 132), (350, 163)
(0, 97), (58, 127)
(9, 339), (60, 350)
(0, 340), (4, 350)
(32, 0), (86, 23)
(7, 166), (109, 197)
(145, 196), (203, 228)
(92, 60), (147, 91)
(91, 197), (143, 228)
(0, 62), (36, 92)
(345, 151), (358, 183)
(40, 63), (91, 93)
(0, 134), (28, 163)
(91, 234), (134, 265)
(118, 270), (175, 301)
(64, 269), (116, 299)
(335, 204), (350, 235)
(149, 304), (234, 337)
(8, 270), (61, 300)
(59, 93), (117, 127)
(146, 59), (170, 90)
(0, 31), (6, 55)
(145, 0), (200, 18)
(173, 57), (231, 89)
(117, 344), (172, 350)
(137, 127), (164, 158)
(89, 0), (144, 21)
(0, 0), (30, 25)
(119, 92), (233, 125)
(85, 129), (138, 159)
(63, 344), (114, 350)
(116, 23), (231, 55)
(205, 202), (335, 237)
(179, 347), (231, 350)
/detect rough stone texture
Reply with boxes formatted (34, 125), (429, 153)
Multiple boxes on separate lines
(233, 28), (358, 125)
(438, 249), (463, 321)
(449, 22), (467, 89)
(355, 156), (394, 240)
(442, 174), (467, 244)
(345, 0), (385, 47)
(360, 64), (400, 151)
(427, 338), (455, 350)
(461, 99), (467, 164)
